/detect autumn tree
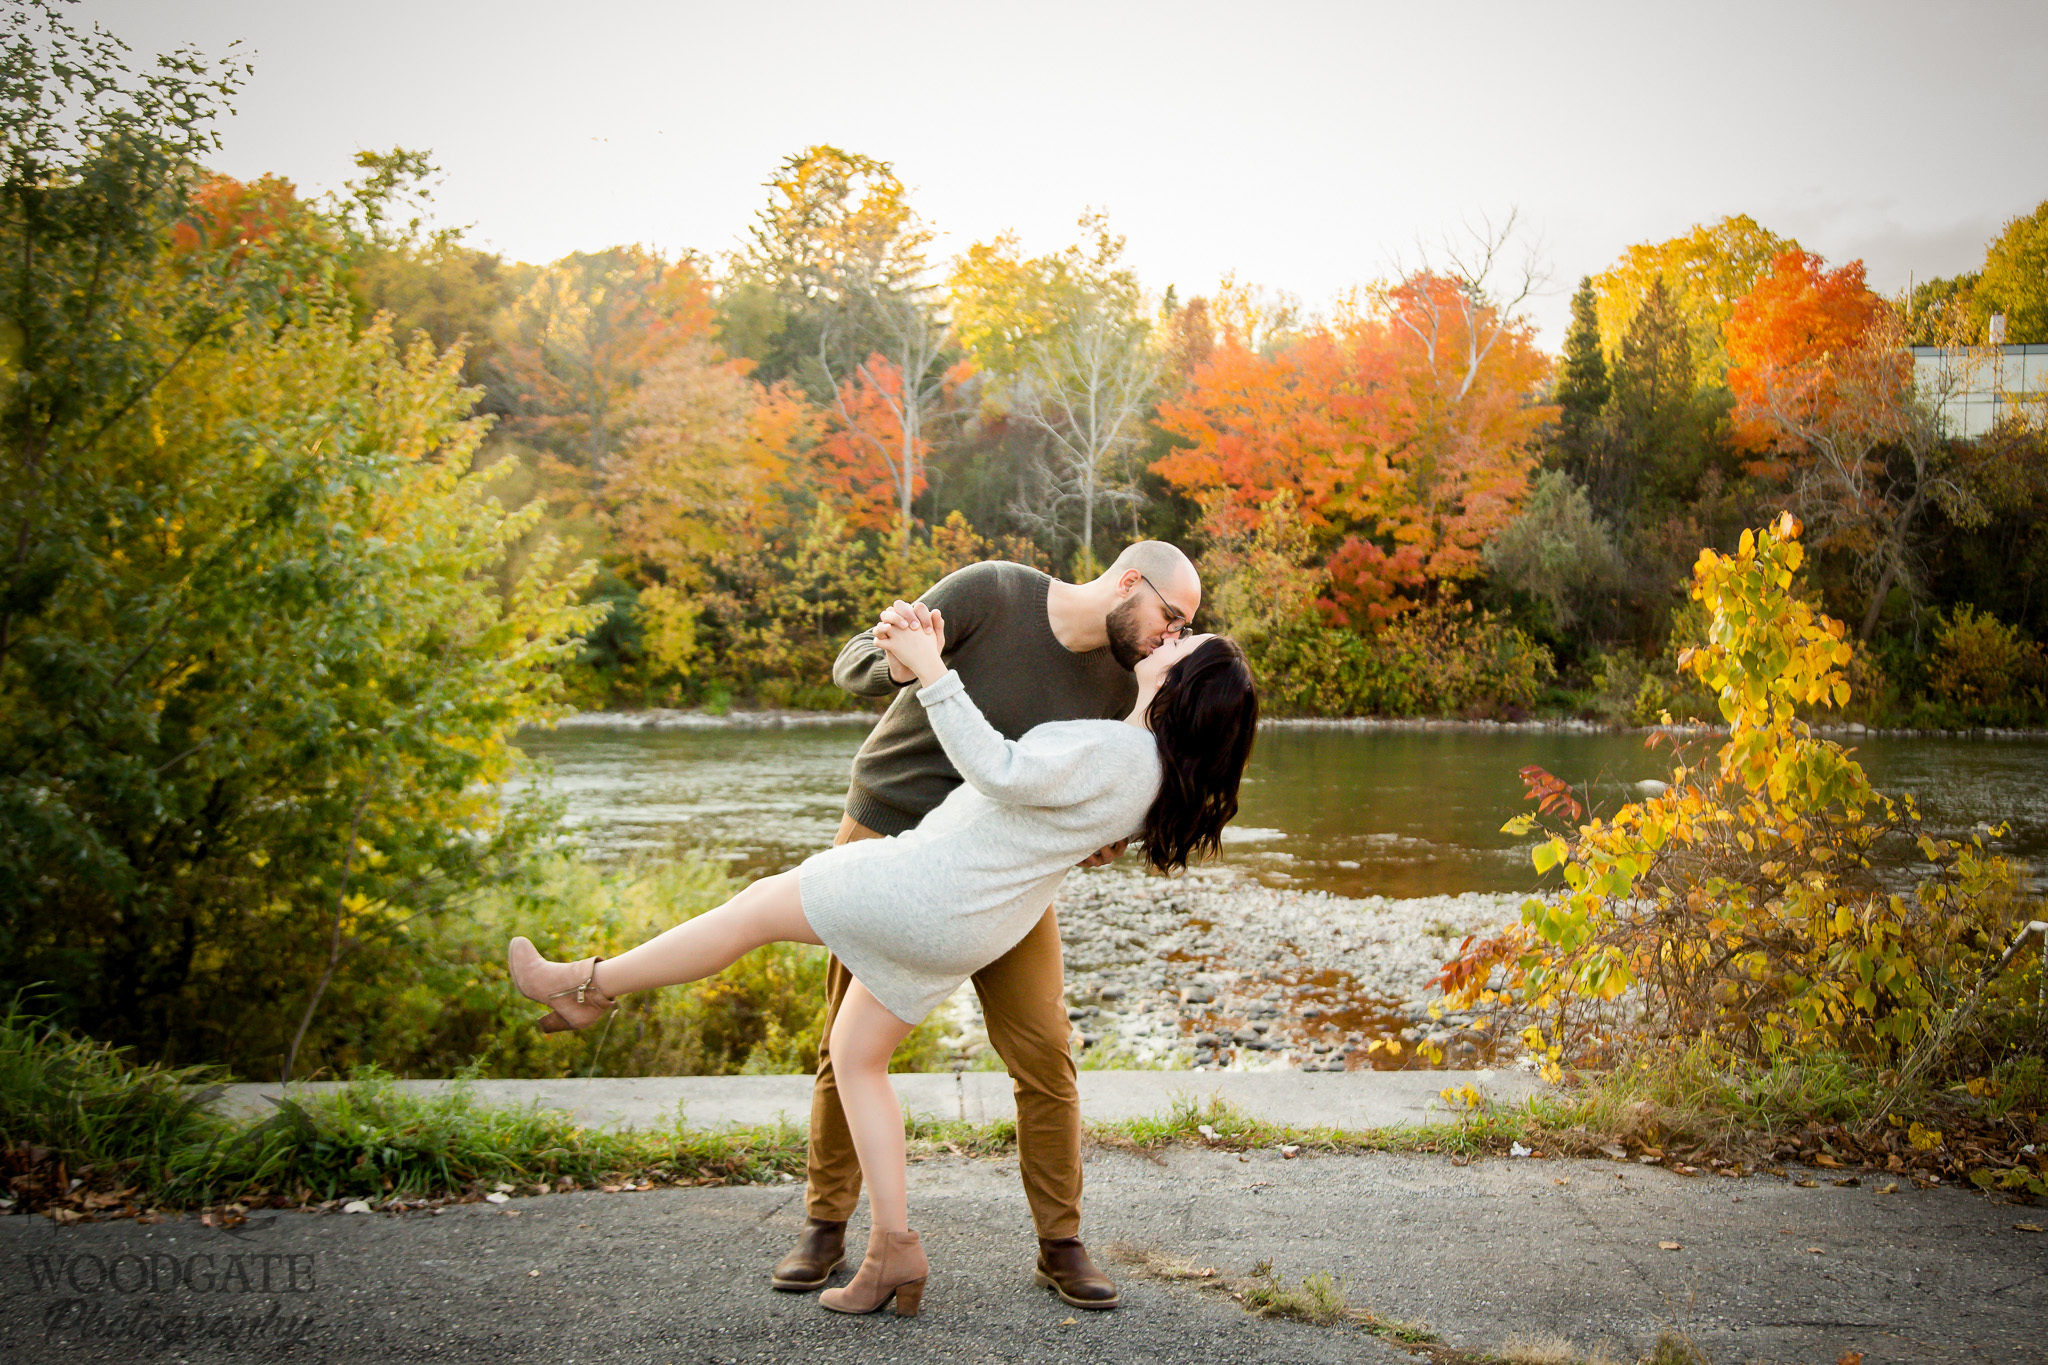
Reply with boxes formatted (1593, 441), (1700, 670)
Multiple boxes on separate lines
(808, 354), (932, 534)
(1593, 215), (1797, 385)
(492, 246), (713, 504)
(602, 341), (815, 677)
(952, 213), (1158, 573)
(1727, 250), (1990, 638)
(1369, 216), (1554, 589)
(1155, 226), (1552, 623)
(1973, 198), (2048, 343)
(724, 148), (961, 548)
(725, 146), (934, 398)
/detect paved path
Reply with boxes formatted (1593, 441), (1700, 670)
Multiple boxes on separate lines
(5, 1147), (2042, 1364)
(207, 1069), (1552, 1132)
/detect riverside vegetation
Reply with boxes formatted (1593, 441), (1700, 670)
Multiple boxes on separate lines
(0, 0), (2041, 1205)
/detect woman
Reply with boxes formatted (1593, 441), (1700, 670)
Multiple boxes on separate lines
(508, 603), (1257, 1318)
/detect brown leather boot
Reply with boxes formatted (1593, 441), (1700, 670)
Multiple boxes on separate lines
(1034, 1236), (1120, 1309)
(819, 1227), (928, 1316)
(770, 1218), (847, 1292)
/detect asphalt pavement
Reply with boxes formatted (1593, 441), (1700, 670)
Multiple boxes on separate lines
(4, 1146), (2043, 1365)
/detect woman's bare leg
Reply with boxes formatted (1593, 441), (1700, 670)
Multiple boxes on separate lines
(829, 980), (918, 1235)
(592, 870), (820, 996)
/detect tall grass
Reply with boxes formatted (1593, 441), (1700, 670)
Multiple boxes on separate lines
(273, 849), (947, 1082)
(0, 1001), (809, 1210)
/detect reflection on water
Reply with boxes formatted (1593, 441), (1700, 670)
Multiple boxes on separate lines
(513, 723), (2048, 897)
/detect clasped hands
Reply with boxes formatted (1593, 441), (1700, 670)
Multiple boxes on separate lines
(871, 600), (1126, 870)
(873, 599), (948, 688)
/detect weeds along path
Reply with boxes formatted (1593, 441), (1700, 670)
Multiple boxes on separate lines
(6, 1148), (2040, 1365)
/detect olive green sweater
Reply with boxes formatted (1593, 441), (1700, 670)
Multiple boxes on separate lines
(832, 561), (1139, 836)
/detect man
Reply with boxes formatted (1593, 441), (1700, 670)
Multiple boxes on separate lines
(771, 540), (1202, 1311)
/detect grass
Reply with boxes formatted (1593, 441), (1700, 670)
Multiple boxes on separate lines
(7, 1002), (2040, 1224)
(1106, 1243), (1685, 1364)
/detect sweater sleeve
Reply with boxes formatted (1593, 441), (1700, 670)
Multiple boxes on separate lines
(831, 563), (993, 698)
(915, 670), (1110, 806)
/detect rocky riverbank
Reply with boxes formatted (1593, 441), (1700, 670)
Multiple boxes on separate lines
(938, 863), (1524, 1074)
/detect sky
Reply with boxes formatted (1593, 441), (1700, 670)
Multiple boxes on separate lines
(74, 0), (2048, 348)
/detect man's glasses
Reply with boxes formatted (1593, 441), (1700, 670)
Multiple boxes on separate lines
(1138, 574), (1194, 640)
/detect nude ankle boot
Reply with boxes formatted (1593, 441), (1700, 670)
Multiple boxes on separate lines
(818, 1227), (928, 1317)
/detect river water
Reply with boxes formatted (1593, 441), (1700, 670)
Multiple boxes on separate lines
(515, 721), (2048, 897)
(512, 719), (2048, 1070)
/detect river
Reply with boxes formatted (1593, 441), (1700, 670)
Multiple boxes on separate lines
(515, 720), (2048, 898)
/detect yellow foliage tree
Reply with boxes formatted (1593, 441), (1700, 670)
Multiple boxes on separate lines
(1444, 514), (2026, 1062)
(1592, 215), (1797, 385)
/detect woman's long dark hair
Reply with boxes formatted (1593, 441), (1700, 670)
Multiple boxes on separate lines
(1140, 636), (1258, 874)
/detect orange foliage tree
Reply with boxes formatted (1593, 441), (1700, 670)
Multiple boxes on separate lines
(1725, 250), (1888, 461)
(1726, 250), (1989, 638)
(808, 353), (966, 535)
(172, 174), (303, 258)
(1153, 271), (1551, 623)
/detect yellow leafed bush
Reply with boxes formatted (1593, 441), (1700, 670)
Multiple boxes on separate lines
(1445, 514), (2034, 1061)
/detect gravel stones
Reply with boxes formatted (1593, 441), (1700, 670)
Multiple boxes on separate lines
(943, 864), (1520, 1072)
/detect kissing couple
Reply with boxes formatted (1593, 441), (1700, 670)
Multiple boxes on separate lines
(509, 541), (1257, 1318)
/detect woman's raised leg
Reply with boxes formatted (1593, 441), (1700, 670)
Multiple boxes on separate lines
(594, 870), (820, 995)
(508, 869), (819, 1026)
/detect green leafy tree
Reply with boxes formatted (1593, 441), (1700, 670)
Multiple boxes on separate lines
(1553, 277), (1609, 443)
(952, 212), (1157, 573)
(1607, 275), (1717, 516)
(1974, 199), (2048, 343)
(1904, 272), (1979, 346)
(1482, 470), (1621, 632)
(0, 8), (598, 1071)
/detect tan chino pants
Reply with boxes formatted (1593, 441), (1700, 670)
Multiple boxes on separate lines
(804, 813), (1083, 1240)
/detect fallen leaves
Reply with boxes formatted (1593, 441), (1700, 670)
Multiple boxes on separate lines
(1658, 1241), (1682, 1251)
(2017, 1223), (2044, 1234)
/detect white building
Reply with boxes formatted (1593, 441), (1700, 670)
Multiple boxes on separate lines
(1911, 343), (2048, 439)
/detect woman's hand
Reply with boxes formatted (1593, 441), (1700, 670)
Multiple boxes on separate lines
(875, 600), (947, 689)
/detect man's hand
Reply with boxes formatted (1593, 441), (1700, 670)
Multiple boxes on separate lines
(1077, 838), (1129, 869)
(878, 600), (946, 685)
(875, 601), (947, 689)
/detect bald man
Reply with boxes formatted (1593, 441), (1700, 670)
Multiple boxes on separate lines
(772, 542), (1202, 1311)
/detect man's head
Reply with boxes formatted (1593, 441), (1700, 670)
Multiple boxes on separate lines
(1101, 541), (1202, 670)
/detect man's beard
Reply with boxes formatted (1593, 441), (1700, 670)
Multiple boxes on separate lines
(1104, 595), (1150, 671)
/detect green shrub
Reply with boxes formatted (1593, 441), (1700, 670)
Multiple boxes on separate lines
(403, 851), (947, 1080)
(1928, 605), (2047, 718)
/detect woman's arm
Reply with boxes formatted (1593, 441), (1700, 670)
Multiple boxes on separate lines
(914, 672), (1109, 806)
(878, 603), (1115, 807)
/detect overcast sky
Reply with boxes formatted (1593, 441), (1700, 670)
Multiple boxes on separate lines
(75, 0), (2048, 346)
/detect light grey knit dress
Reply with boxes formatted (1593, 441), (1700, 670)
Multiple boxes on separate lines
(796, 669), (1161, 1023)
